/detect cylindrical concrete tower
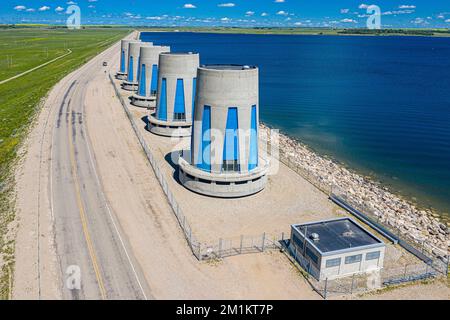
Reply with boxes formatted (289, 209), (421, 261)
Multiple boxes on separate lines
(131, 45), (171, 108)
(116, 39), (141, 80)
(178, 65), (269, 198)
(122, 41), (153, 91)
(148, 52), (200, 136)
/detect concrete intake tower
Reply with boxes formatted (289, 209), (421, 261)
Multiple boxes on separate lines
(122, 41), (153, 91)
(131, 45), (171, 108)
(178, 65), (269, 198)
(148, 52), (200, 136)
(116, 39), (141, 80)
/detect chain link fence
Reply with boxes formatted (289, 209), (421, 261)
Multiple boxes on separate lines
(261, 131), (449, 278)
(111, 74), (447, 299)
(110, 74), (283, 262)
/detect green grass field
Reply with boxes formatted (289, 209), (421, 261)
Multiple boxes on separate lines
(0, 27), (131, 299)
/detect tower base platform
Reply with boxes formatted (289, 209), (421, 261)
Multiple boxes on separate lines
(148, 114), (191, 137)
(130, 94), (156, 108)
(121, 81), (138, 91)
(177, 152), (269, 198)
(116, 72), (127, 80)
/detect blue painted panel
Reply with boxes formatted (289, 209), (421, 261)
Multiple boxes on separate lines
(138, 64), (146, 96)
(150, 65), (158, 94)
(223, 107), (239, 162)
(127, 56), (133, 82)
(249, 105), (258, 171)
(136, 56), (141, 82)
(174, 79), (185, 115)
(158, 78), (167, 121)
(120, 50), (125, 73)
(192, 78), (197, 121)
(197, 106), (211, 172)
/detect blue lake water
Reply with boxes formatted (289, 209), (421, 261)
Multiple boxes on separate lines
(141, 32), (450, 216)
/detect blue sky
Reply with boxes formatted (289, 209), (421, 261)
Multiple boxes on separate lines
(1, 0), (450, 27)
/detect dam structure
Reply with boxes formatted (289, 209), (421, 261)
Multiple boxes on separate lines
(148, 52), (200, 136)
(122, 41), (153, 91)
(131, 45), (171, 108)
(178, 65), (269, 198)
(116, 39), (141, 80)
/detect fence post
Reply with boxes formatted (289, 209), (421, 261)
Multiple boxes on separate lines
(446, 256), (449, 277)
(240, 235), (243, 254)
(281, 232), (284, 242)
(323, 278), (328, 300)
(351, 273), (355, 295)
(261, 233), (266, 252)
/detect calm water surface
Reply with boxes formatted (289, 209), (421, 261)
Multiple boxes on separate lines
(141, 32), (450, 216)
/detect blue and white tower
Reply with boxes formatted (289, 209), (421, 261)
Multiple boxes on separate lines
(178, 65), (269, 198)
(116, 39), (141, 80)
(122, 41), (153, 91)
(148, 52), (200, 136)
(131, 45), (170, 108)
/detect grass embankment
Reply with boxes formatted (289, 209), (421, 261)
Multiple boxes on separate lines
(0, 27), (131, 299)
(139, 26), (450, 37)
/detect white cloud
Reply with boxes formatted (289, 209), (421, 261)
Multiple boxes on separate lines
(218, 3), (235, 7)
(183, 3), (196, 9)
(221, 17), (230, 21)
(341, 18), (357, 23)
(446, 19), (450, 23)
(38, 6), (51, 11)
(261, 12), (268, 17)
(26, 8), (35, 12)
(399, 5), (416, 9)
(55, 6), (64, 12)
(358, 4), (369, 9)
(294, 22), (302, 26)
(274, 0), (285, 3)
(245, 11), (255, 16)
(340, 9), (350, 14)
(67, 1), (77, 4)
(276, 11), (288, 16)
(14, 5), (26, 11)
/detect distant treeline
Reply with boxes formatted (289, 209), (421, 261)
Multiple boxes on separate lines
(338, 28), (450, 36)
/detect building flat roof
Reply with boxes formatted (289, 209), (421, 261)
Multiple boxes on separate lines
(292, 218), (384, 254)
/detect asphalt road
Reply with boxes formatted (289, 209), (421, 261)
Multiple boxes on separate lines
(49, 35), (151, 300)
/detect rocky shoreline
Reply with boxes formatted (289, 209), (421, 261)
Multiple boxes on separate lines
(260, 124), (449, 258)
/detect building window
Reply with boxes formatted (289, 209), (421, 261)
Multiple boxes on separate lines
(138, 64), (146, 96)
(248, 105), (258, 171)
(305, 247), (319, 265)
(222, 107), (240, 173)
(222, 159), (240, 172)
(325, 258), (341, 268)
(174, 79), (186, 120)
(366, 251), (380, 261)
(197, 105), (211, 172)
(192, 77), (197, 121)
(127, 56), (134, 82)
(173, 112), (186, 121)
(345, 254), (362, 264)
(291, 233), (304, 251)
(158, 78), (167, 121)
(150, 64), (158, 95)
